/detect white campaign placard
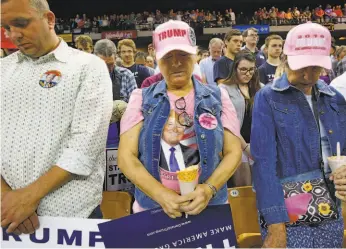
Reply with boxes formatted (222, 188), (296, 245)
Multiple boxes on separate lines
(105, 148), (133, 191)
(1, 216), (109, 248)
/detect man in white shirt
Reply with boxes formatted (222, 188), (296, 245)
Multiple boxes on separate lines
(330, 72), (346, 100)
(199, 38), (224, 86)
(1, 0), (113, 235)
(230, 8), (236, 25)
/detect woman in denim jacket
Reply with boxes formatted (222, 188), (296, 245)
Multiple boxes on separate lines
(118, 20), (242, 218)
(251, 22), (346, 248)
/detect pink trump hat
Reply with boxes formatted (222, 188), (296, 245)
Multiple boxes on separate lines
(284, 22), (332, 70)
(153, 20), (197, 60)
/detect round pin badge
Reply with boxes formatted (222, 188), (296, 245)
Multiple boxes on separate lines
(199, 113), (218, 130)
(39, 70), (62, 88)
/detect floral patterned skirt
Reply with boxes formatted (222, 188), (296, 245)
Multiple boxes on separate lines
(260, 210), (344, 248)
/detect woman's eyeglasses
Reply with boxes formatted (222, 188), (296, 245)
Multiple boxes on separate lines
(175, 97), (193, 128)
(238, 67), (256, 75)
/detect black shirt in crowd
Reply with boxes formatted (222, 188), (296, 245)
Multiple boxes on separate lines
(258, 61), (277, 85)
(122, 64), (151, 88)
(213, 56), (234, 82)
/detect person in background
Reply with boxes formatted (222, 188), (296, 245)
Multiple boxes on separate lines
(75, 35), (93, 53)
(333, 46), (346, 75)
(147, 43), (157, 68)
(146, 55), (155, 69)
(214, 29), (243, 84)
(1, 27), (18, 57)
(330, 72), (346, 100)
(242, 28), (265, 68)
(94, 39), (137, 148)
(118, 39), (152, 88)
(199, 38), (224, 86)
(118, 20), (242, 217)
(198, 49), (209, 64)
(135, 51), (156, 75)
(94, 39), (137, 103)
(219, 51), (262, 187)
(336, 56), (346, 77)
(251, 22), (345, 248)
(258, 35), (283, 85)
(1, 0), (113, 235)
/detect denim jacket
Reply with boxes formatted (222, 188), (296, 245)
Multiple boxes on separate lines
(136, 77), (227, 209)
(251, 73), (346, 225)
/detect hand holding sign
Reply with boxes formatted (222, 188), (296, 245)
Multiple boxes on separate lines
(13, 212), (40, 235)
(1, 188), (40, 234)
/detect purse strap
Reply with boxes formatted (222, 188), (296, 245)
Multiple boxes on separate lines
(311, 86), (337, 202)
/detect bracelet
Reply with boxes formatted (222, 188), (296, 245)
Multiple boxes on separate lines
(205, 182), (217, 198)
(243, 144), (249, 151)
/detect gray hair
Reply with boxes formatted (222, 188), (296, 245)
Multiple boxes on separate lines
(209, 38), (224, 48)
(1, 0), (49, 13)
(94, 39), (117, 57)
(30, 0), (49, 13)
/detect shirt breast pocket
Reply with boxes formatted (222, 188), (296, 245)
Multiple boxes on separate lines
(141, 102), (160, 118)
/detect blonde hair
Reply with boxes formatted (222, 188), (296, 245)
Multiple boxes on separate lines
(117, 39), (136, 53)
(75, 35), (93, 48)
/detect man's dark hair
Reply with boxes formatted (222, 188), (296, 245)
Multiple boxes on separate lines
(224, 29), (242, 42)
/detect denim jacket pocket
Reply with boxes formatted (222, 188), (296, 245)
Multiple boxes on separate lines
(142, 101), (160, 117)
(272, 101), (298, 126)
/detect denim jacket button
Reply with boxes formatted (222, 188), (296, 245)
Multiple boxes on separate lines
(328, 129), (333, 134)
(203, 159), (207, 164)
(201, 134), (206, 139)
(320, 111), (325, 115)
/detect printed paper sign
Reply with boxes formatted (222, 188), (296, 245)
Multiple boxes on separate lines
(98, 204), (237, 248)
(105, 148), (133, 192)
(1, 217), (108, 248)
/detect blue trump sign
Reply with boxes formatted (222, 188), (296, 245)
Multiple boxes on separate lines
(98, 204), (237, 248)
(233, 25), (270, 34)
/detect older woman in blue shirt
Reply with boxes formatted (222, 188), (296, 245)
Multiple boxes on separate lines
(251, 22), (346, 248)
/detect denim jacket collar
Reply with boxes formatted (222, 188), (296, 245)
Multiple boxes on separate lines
(271, 73), (336, 97)
(153, 76), (212, 99)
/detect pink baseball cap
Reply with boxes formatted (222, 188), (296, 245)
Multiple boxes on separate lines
(153, 20), (197, 60)
(284, 22), (332, 70)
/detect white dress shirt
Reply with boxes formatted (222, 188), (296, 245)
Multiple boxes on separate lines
(160, 139), (186, 171)
(1, 40), (113, 218)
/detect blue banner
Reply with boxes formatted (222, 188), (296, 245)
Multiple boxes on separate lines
(98, 204), (237, 248)
(233, 25), (270, 34)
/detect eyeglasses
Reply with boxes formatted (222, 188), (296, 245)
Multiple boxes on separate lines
(238, 67), (256, 75)
(175, 97), (193, 127)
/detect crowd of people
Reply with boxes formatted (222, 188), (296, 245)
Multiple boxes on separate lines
(2, 0), (346, 248)
(54, 3), (346, 34)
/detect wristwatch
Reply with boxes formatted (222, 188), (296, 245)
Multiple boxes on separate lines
(205, 182), (217, 198)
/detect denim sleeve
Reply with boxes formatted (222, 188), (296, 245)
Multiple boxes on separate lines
(250, 89), (290, 225)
